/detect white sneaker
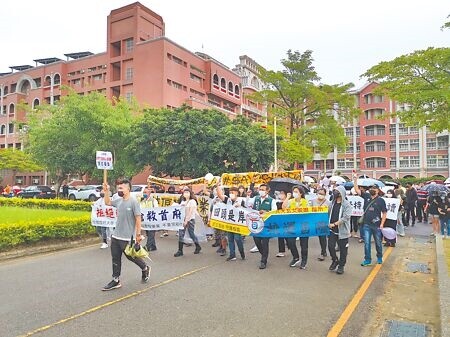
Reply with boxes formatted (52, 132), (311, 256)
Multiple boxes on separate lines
(276, 253), (285, 257)
(250, 246), (259, 253)
(100, 243), (109, 249)
(296, 237), (300, 241)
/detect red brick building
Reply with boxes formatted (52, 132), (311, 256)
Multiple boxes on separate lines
(304, 82), (449, 180)
(0, 2), (266, 186)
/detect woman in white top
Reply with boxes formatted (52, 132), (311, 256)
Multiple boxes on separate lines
(174, 187), (202, 257)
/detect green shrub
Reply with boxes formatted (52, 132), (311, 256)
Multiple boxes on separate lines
(0, 215), (95, 251)
(0, 198), (92, 211)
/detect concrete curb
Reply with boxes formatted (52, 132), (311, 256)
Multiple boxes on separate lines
(0, 235), (99, 262)
(435, 235), (449, 337)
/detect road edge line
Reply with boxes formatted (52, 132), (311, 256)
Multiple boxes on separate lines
(326, 246), (394, 337)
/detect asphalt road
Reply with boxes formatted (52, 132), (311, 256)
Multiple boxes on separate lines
(1, 235), (387, 337)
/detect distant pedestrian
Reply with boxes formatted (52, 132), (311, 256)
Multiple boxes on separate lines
(405, 183), (418, 226)
(101, 179), (150, 291)
(382, 190), (397, 247)
(62, 182), (69, 199)
(140, 187), (159, 251)
(427, 191), (442, 236)
(309, 187), (330, 261)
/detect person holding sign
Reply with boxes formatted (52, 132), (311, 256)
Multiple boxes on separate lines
(309, 188), (330, 261)
(140, 187), (159, 251)
(217, 185), (246, 261)
(283, 186), (309, 269)
(101, 179), (150, 291)
(251, 184), (277, 269)
(353, 176), (387, 266)
(174, 187), (202, 257)
(327, 186), (352, 274)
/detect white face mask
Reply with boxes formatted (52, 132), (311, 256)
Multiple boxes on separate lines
(230, 193), (237, 200)
(259, 191), (267, 197)
(293, 192), (300, 199)
(386, 194), (393, 198)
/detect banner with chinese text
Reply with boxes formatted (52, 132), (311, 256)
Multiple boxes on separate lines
(209, 203), (329, 238)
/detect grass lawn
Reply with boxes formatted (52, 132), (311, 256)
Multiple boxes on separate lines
(0, 206), (89, 225)
(444, 239), (450, 276)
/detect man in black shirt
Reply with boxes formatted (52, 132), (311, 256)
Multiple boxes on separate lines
(354, 178), (387, 266)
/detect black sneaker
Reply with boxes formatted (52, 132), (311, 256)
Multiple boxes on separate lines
(336, 266), (344, 275)
(240, 253), (246, 260)
(226, 256), (237, 261)
(289, 259), (300, 267)
(220, 249), (227, 257)
(259, 262), (267, 269)
(194, 246), (201, 254)
(149, 246), (157, 251)
(317, 254), (326, 261)
(141, 266), (151, 283)
(212, 241), (220, 247)
(174, 250), (183, 257)
(102, 279), (121, 291)
(329, 261), (339, 271)
(299, 261), (307, 270)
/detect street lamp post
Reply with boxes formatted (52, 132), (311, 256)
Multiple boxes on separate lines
(274, 117), (278, 172)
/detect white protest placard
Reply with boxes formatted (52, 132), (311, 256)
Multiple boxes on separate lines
(91, 205), (185, 231)
(348, 196), (365, 216)
(384, 197), (400, 220)
(96, 151), (113, 170)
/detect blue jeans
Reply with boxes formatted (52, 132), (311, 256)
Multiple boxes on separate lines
(228, 232), (244, 257)
(96, 226), (107, 243)
(440, 218), (449, 235)
(362, 224), (383, 261)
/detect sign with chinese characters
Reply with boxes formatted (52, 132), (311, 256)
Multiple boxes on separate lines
(209, 203), (329, 238)
(91, 205), (185, 231)
(95, 151), (113, 170)
(348, 196), (365, 216)
(384, 197), (400, 220)
(220, 170), (304, 188)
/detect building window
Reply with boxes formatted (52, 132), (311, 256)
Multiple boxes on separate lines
(125, 68), (133, 81)
(373, 95), (384, 103)
(125, 38), (134, 52)
(32, 98), (40, 108)
(409, 139), (419, 151)
(355, 127), (360, 137)
(345, 127), (353, 137)
(337, 159), (345, 169)
(426, 138), (436, 150)
(399, 157), (409, 168)
(8, 123), (14, 134)
(410, 156), (419, 167)
(389, 124), (396, 136)
(234, 85), (240, 97)
(220, 78), (226, 91)
(363, 94), (372, 104)
(390, 140), (396, 152)
(365, 125), (385, 136)
(398, 124), (408, 135)
(190, 73), (202, 84)
(0, 125), (5, 135)
(399, 139), (409, 151)
(437, 155), (448, 167)
(125, 92), (133, 102)
(390, 158), (396, 168)
(9, 103), (15, 116)
(437, 136), (448, 149)
(409, 127), (419, 134)
(213, 74), (219, 88)
(366, 157), (386, 168)
(54, 74), (61, 85)
(365, 141), (385, 152)
(314, 161), (321, 170)
(427, 155), (437, 167)
(228, 81), (233, 94)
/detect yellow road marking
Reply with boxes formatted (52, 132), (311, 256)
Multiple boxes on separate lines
(19, 263), (217, 337)
(326, 246), (394, 337)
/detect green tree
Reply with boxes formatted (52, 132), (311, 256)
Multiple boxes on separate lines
(251, 50), (359, 166)
(0, 148), (42, 182)
(25, 90), (141, 189)
(129, 106), (273, 178)
(362, 47), (450, 132)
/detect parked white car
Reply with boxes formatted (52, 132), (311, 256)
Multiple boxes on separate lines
(68, 185), (104, 201)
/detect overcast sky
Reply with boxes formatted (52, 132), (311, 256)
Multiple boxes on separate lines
(1, 0), (448, 88)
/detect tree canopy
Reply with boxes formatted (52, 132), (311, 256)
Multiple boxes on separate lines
(25, 90), (141, 186)
(362, 47), (450, 132)
(129, 106), (273, 178)
(250, 50), (360, 167)
(0, 148), (42, 182)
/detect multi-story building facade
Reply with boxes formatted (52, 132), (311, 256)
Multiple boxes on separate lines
(304, 82), (449, 180)
(0, 2), (266, 186)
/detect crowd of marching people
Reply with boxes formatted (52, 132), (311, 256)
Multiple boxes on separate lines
(96, 175), (450, 291)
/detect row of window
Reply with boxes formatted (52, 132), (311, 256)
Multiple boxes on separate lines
(0, 74), (61, 96)
(212, 74), (240, 98)
(363, 93), (384, 104)
(390, 155), (448, 168)
(0, 124), (15, 135)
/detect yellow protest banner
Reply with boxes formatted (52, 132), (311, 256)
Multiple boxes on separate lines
(147, 175), (219, 186)
(220, 170), (304, 188)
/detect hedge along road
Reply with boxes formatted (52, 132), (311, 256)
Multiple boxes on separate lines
(1, 235), (392, 337)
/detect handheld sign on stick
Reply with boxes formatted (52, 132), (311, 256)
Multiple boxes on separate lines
(96, 151), (113, 184)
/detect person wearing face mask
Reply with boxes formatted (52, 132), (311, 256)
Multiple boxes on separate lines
(309, 187), (330, 261)
(283, 186), (309, 269)
(174, 187), (202, 257)
(250, 184), (277, 269)
(353, 176), (387, 266)
(275, 191), (289, 257)
(94, 190), (109, 249)
(327, 186), (352, 274)
(382, 189), (397, 247)
(140, 187), (159, 251)
(102, 179), (150, 291)
(217, 185), (246, 261)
